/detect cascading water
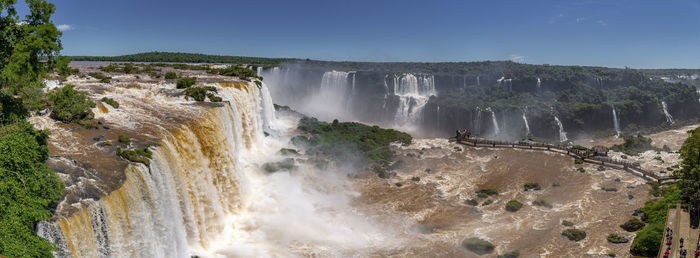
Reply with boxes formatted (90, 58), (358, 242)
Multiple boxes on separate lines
(612, 105), (621, 137)
(476, 76), (480, 86)
(256, 67), (263, 75)
(306, 70), (354, 121)
(38, 81), (400, 257)
(392, 73), (436, 127)
(522, 112), (530, 136)
(473, 107), (482, 135)
(661, 101), (674, 124)
(486, 107), (500, 136)
(536, 77), (541, 89)
(553, 116), (568, 142)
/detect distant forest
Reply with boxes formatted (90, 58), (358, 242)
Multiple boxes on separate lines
(69, 52), (294, 66)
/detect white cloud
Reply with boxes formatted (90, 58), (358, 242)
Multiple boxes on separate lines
(509, 54), (525, 63)
(56, 24), (73, 31)
(596, 20), (607, 26)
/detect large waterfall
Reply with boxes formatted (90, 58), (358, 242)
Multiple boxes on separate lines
(661, 101), (674, 124)
(37, 82), (396, 257)
(612, 105), (621, 137)
(522, 112), (530, 136)
(392, 73), (436, 127)
(553, 116), (568, 142)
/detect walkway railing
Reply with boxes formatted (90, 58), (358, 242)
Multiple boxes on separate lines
(455, 137), (673, 182)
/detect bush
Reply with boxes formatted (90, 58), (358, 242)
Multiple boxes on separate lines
(164, 71), (177, 79)
(47, 85), (96, 123)
(562, 228), (586, 241)
(552, 181), (560, 187)
(117, 135), (130, 143)
(497, 250), (520, 258)
(176, 77), (197, 89)
(611, 134), (657, 155)
(574, 159), (584, 164)
(576, 167), (586, 173)
(88, 72), (111, 83)
(505, 200), (523, 212)
(101, 97), (119, 108)
(620, 217), (645, 232)
(476, 188), (498, 198)
(631, 185), (681, 256)
(602, 187), (618, 192)
(561, 220), (574, 227)
(461, 237), (495, 255)
(116, 147), (152, 166)
(481, 199), (493, 206)
(524, 182), (542, 191)
(184, 86), (217, 101)
(607, 233), (629, 243)
(532, 199), (552, 208)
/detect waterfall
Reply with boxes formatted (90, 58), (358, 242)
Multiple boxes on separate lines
(553, 116), (568, 142)
(661, 101), (674, 124)
(392, 73), (436, 127)
(612, 105), (621, 137)
(256, 67), (263, 75)
(522, 112), (530, 136)
(307, 70), (353, 121)
(486, 107), (500, 136)
(536, 77), (541, 89)
(473, 107), (482, 135)
(436, 105), (440, 131)
(476, 76), (480, 86)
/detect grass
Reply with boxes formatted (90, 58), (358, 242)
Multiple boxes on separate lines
(461, 237), (495, 255)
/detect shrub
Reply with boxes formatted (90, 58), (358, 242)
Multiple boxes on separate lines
(184, 86), (217, 101)
(552, 181), (560, 187)
(505, 200), (523, 212)
(116, 147), (152, 166)
(117, 135), (130, 143)
(47, 85), (96, 123)
(101, 97), (119, 108)
(88, 72), (111, 83)
(476, 188), (498, 198)
(532, 199), (552, 208)
(602, 187), (618, 192)
(164, 71), (177, 79)
(481, 199), (493, 206)
(176, 77), (197, 89)
(607, 233), (629, 243)
(608, 253), (616, 257)
(461, 237), (495, 255)
(497, 250), (520, 258)
(561, 220), (574, 227)
(611, 134), (657, 155)
(574, 159), (584, 164)
(562, 228), (586, 241)
(465, 199), (479, 206)
(576, 167), (585, 173)
(620, 217), (645, 232)
(524, 182), (542, 191)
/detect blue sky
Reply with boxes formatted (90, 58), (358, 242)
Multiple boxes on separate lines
(33, 0), (700, 68)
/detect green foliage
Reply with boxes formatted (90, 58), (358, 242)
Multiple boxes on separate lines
(561, 220), (574, 227)
(0, 121), (64, 257)
(561, 228), (586, 241)
(607, 233), (629, 244)
(117, 135), (130, 143)
(47, 85), (95, 123)
(611, 134), (657, 155)
(552, 181), (560, 187)
(296, 117), (411, 173)
(183, 86), (218, 102)
(505, 200), (523, 212)
(481, 199), (493, 206)
(677, 127), (700, 208)
(497, 250), (520, 258)
(476, 188), (498, 198)
(574, 159), (584, 165)
(212, 64), (260, 81)
(116, 147), (152, 166)
(101, 97), (119, 108)
(88, 72), (111, 83)
(69, 51), (290, 66)
(576, 167), (586, 173)
(164, 71), (177, 79)
(524, 182), (542, 191)
(631, 184), (682, 256)
(465, 198), (478, 206)
(602, 187), (618, 192)
(461, 237), (495, 255)
(619, 217), (645, 232)
(572, 145), (589, 151)
(176, 77), (197, 89)
(55, 56), (78, 76)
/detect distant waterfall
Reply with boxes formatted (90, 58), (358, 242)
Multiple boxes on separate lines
(497, 77), (512, 91)
(661, 101), (674, 124)
(536, 77), (541, 89)
(476, 76), (480, 86)
(392, 73), (436, 126)
(256, 67), (263, 75)
(436, 105), (440, 131)
(612, 105), (621, 137)
(697, 89), (700, 103)
(473, 107), (483, 135)
(522, 112), (530, 136)
(553, 116), (568, 142)
(486, 107), (500, 136)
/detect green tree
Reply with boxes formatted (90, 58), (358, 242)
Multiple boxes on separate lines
(47, 84), (95, 123)
(677, 127), (700, 205)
